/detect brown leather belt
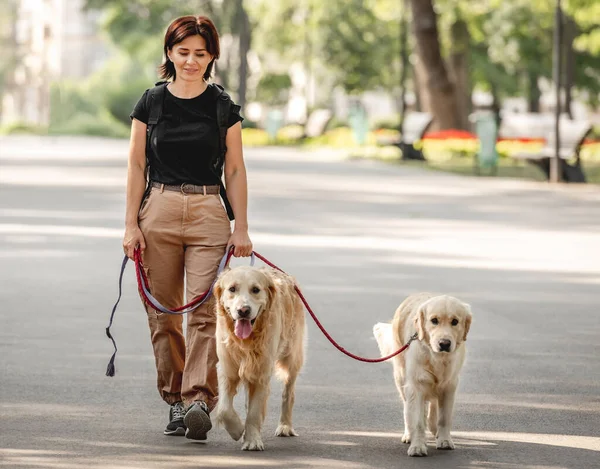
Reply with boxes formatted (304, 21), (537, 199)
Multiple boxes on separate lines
(151, 181), (220, 195)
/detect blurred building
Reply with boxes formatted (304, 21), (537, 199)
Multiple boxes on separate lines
(2, 0), (109, 125)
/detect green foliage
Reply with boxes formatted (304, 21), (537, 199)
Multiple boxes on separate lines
(49, 81), (101, 127)
(372, 116), (401, 131)
(48, 53), (155, 137)
(255, 73), (292, 106)
(326, 117), (350, 131)
(104, 77), (154, 125)
(0, 121), (47, 135)
(49, 111), (130, 138)
(319, 0), (397, 94)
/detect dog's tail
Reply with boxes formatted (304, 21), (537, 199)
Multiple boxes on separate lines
(373, 322), (395, 361)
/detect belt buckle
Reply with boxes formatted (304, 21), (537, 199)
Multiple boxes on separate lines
(180, 183), (193, 194)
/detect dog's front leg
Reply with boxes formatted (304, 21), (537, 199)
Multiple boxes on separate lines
(404, 384), (428, 457)
(436, 383), (457, 450)
(275, 365), (298, 437)
(242, 381), (269, 451)
(216, 373), (244, 441)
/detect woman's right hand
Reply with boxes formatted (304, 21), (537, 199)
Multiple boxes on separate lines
(123, 224), (146, 260)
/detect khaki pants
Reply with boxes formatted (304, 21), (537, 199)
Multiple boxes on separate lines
(138, 187), (231, 410)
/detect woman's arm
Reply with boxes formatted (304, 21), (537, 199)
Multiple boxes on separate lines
(224, 121), (253, 257)
(123, 118), (148, 259)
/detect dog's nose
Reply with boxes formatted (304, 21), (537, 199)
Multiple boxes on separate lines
(237, 306), (251, 318)
(439, 339), (452, 352)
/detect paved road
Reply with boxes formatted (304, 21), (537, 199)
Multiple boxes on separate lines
(1, 136), (599, 469)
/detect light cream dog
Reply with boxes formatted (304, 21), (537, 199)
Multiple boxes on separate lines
(213, 266), (305, 451)
(373, 293), (472, 457)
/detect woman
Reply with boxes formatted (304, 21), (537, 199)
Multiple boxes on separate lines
(123, 15), (252, 441)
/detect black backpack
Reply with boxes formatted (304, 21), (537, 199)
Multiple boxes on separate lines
(144, 81), (235, 220)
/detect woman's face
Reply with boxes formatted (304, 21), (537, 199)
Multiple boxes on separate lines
(167, 34), (213, 82)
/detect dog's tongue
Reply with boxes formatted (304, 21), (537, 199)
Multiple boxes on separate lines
(234, 319), (253, 339)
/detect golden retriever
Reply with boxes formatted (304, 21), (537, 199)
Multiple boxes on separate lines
(213, 266), (305, 451)
(373, 293), (472, 457)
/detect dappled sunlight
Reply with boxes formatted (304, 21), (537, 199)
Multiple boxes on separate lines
(452, 431), (600, 452)
(0, 448), (370, 469)
(321, 429), (600, 452)
(0, 224), (121, 238)
(0, 209), (123, 222)
(0, 249), (78, 258)
(462, 462), (570, 469)
(1, 403), (97, 419)
(0, 166), (125, 188)
(458, 394), (600, 413)
(251, 230), (600, 275)
(0, 137), (128, 162)
(2, 222), (598, 278)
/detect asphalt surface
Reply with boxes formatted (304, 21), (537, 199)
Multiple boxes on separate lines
(1, 136), (599, 468)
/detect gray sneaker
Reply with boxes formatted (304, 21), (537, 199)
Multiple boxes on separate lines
(183, 400), (212, 440)
(164, 401), (186, 436)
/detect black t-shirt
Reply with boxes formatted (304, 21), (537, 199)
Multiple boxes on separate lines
(130, 84), (243, 186)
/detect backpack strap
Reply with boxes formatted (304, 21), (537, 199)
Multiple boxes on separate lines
(147, 81), (168, 144)
(140, 82), (168, 203)
(212, 83), (235, 221)
(214, 83), (232, 163)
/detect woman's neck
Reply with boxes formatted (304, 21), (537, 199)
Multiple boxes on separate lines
(168, 78), (208, 99)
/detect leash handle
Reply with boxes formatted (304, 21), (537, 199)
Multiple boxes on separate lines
(105, 254), (129, 377)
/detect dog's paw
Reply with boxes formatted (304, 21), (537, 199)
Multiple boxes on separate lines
(218, 412), (244, 441)
(401, 432), (411, 444)
(241, 437), (265, 451)
(407, 442), (428, 457)
(275, 424), (298, 437)
(436, 437), (455, 450)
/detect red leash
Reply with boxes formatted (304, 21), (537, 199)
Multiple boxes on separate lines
(253, 252), (418, 363)
(107, 247), (414, 377)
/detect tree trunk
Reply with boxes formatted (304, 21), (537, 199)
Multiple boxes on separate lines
(409, 0), (458, 129)
(413, 57), (430, 113)
(563, 15), (577, 119)
(527, 71), (540, 112)
(449, 18), (470, 130)
(235, 0), (250, 112)
(398, 0), (409, 133)
(490, 81), (501, 128)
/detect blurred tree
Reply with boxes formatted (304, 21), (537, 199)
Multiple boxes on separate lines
(449, 16), (471, 129)
(319, 0), (398, 94)
(255, 73), (292, 106)
(0, 0), (20, 121)
(247, 0), (322, 112)
(564, 0), (600, 108)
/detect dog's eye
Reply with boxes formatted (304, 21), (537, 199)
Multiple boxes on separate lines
(228, 286), (236, 293)
(251, 286), (260, 294)
(451, 319), (459, 326)
(431, 318), (438, 325)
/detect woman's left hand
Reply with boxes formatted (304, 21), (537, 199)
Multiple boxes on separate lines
(227, 229), (253, 257)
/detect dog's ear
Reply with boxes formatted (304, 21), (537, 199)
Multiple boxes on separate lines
(212, 274), (226, 313)
(265, 275), (277, 313)
(415, 303), (427, 341)
(462, 303), (472, 342)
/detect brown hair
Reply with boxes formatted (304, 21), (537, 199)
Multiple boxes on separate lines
(159, 16), (220, 81)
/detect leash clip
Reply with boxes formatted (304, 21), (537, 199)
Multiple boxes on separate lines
(407, 332), (419, 345)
